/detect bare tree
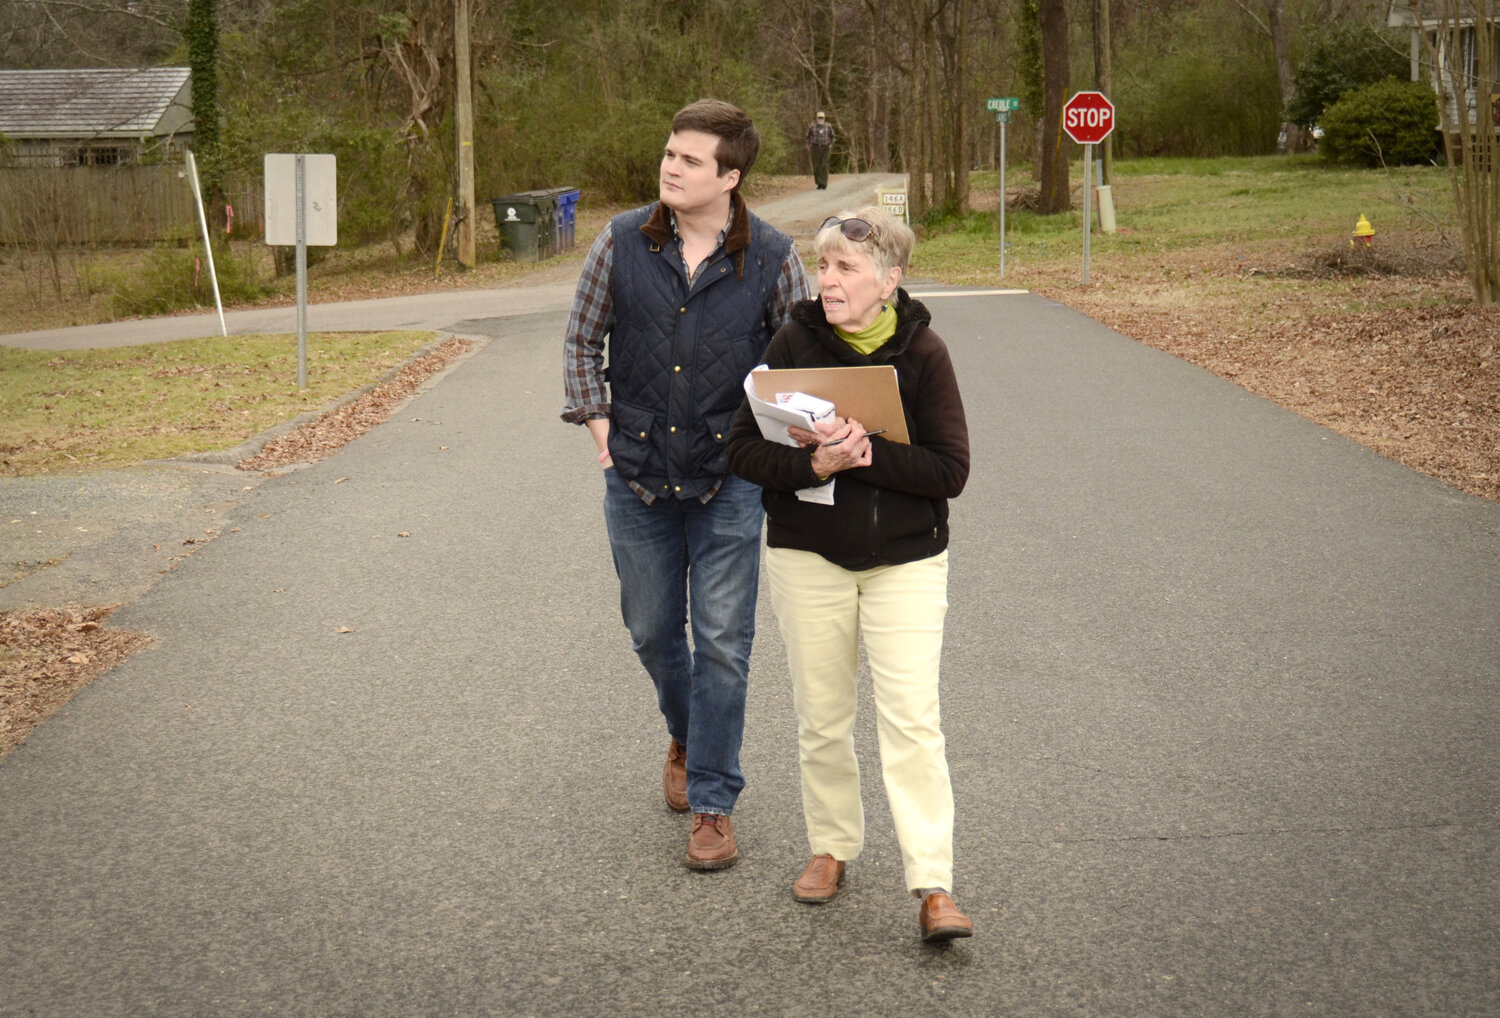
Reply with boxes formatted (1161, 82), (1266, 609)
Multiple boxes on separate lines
(3, 0), (180, 65)
(1095, 0), (1113, 181)
(1418, 0), (1499, 304)
(1234, 0), (1304, 153)
(1037, 0), (1070, 213)
(770, 0), (842, 173)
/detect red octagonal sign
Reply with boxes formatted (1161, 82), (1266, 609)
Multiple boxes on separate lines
(1062, 91), (1115, 145)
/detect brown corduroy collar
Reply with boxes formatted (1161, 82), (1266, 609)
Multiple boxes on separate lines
(640, 191), (752, 280)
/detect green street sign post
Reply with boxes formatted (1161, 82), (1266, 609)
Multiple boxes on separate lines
(986, 99), (1019, 277)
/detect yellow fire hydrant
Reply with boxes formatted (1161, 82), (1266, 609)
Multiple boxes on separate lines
(1351, 214), (1376, 248)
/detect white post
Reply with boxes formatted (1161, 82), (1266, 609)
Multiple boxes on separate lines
(184, 150), (227, 337)
(296, 154), (308, 389)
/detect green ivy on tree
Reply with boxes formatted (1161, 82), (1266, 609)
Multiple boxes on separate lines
(186, 0), (221, 218)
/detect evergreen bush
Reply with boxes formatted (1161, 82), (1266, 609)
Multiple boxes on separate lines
(1286, 24), (1411, 131)
(1318, 78), (1441, 167)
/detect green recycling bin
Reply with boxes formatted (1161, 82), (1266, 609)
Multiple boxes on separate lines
(491, 193), (549, 261)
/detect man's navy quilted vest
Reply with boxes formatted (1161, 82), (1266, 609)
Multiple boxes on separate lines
(606, 203), (791, 500)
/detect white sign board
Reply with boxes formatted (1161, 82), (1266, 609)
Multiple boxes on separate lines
(264, 153), (337, 246)
(876, 187), (908, 224)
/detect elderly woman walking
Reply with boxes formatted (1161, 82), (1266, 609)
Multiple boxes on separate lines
(726, 206), (972, 942)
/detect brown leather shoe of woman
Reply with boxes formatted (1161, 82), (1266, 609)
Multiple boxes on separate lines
(919, 891), (974, 942)
(792, 854), (846, 903)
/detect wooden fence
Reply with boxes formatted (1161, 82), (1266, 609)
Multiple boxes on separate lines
(0, 165), (265, 246)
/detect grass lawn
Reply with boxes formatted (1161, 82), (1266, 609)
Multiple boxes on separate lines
(0, 330), (438, 475)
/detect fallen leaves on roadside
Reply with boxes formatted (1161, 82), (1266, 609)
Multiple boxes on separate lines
(237, 337), (476, 473)
(0, 606), (154, 762)
(2, 339), (477, 761)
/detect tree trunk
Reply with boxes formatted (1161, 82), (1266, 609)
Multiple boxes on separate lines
(1095, 0), (1113, 182)
(952, 0), (971, 215)
(1016, 0), (1045, 181)
(1423, 0), (1498, 304)
(1037, 0), (1070, 214)
(925, 11), (949, 216)
(1266, 0), (1304, 154)
(903, 0), (931, 218)
(187, 0), (223, 230)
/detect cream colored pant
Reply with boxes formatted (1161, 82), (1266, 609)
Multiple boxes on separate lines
(766, 546), (954, 894)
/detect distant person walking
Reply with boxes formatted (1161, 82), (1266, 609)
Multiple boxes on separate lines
(561, 99), (813, 872)
(806, 111), (835, 190)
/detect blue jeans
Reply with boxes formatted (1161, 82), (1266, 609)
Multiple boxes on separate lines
(603, 470), (763, 815)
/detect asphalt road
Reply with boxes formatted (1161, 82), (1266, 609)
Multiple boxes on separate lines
(2, 179), (1498, 1016)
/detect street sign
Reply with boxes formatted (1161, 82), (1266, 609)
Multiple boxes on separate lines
(1062, 91), (1115, 145)
(986, 97), (1020, 112)
(265, 154), (337, 246)
(265, 153), (338, 387)
(1060, 94), (1116, 285)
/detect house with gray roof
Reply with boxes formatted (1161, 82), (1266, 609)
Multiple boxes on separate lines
(0, 66), (193, 167)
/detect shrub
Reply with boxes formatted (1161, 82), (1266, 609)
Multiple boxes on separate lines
(1286, 25), (1411, 130)
(1318, 78), (1440, 167)
(109, 241), (269, 317)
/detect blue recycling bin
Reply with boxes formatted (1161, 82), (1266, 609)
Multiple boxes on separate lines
(551, 188), (579, 251)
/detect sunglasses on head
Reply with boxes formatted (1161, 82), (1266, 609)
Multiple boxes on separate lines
(820, 216), (874, 242)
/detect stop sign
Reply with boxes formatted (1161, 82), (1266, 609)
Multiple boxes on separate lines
(1062, 91), (1115, 144)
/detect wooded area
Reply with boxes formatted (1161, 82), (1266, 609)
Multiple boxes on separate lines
(3, 0), (1493, 305)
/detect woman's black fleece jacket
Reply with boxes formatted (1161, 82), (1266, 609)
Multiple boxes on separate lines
(726, 288), (970, 571)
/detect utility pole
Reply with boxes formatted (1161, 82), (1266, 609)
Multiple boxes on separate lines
(1095, 0), (1112, 185)
(455, 0), (476, 268)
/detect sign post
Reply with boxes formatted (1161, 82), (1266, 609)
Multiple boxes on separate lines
(1061, 91), (1116, 284)
(265, 154), (337, 387)
(986, 97), (1020, 278)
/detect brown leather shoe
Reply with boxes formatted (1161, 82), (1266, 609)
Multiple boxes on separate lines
(685, 813), (738, 870)
(663, 740), (688, 813)
(919, 891), (974, 942)
(792, 854), (845, 903)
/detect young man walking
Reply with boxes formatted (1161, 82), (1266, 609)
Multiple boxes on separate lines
(562, 99), (812, 870)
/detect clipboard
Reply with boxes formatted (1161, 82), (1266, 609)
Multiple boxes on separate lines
(751, 365), (909, 444)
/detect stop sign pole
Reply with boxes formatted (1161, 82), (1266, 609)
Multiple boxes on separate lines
(1062, 91), (1116, 284)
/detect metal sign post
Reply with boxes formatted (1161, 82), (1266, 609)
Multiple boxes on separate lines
(295, 155), (307, 387)
(265, 154), (337, 387)
(986, 97), (1020, 279)
(1082, 144), (1094, 285)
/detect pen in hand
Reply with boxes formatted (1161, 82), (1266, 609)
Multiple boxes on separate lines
(821, 428), (887, 447)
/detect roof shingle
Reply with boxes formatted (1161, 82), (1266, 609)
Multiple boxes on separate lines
(0, 67), (192, 139)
